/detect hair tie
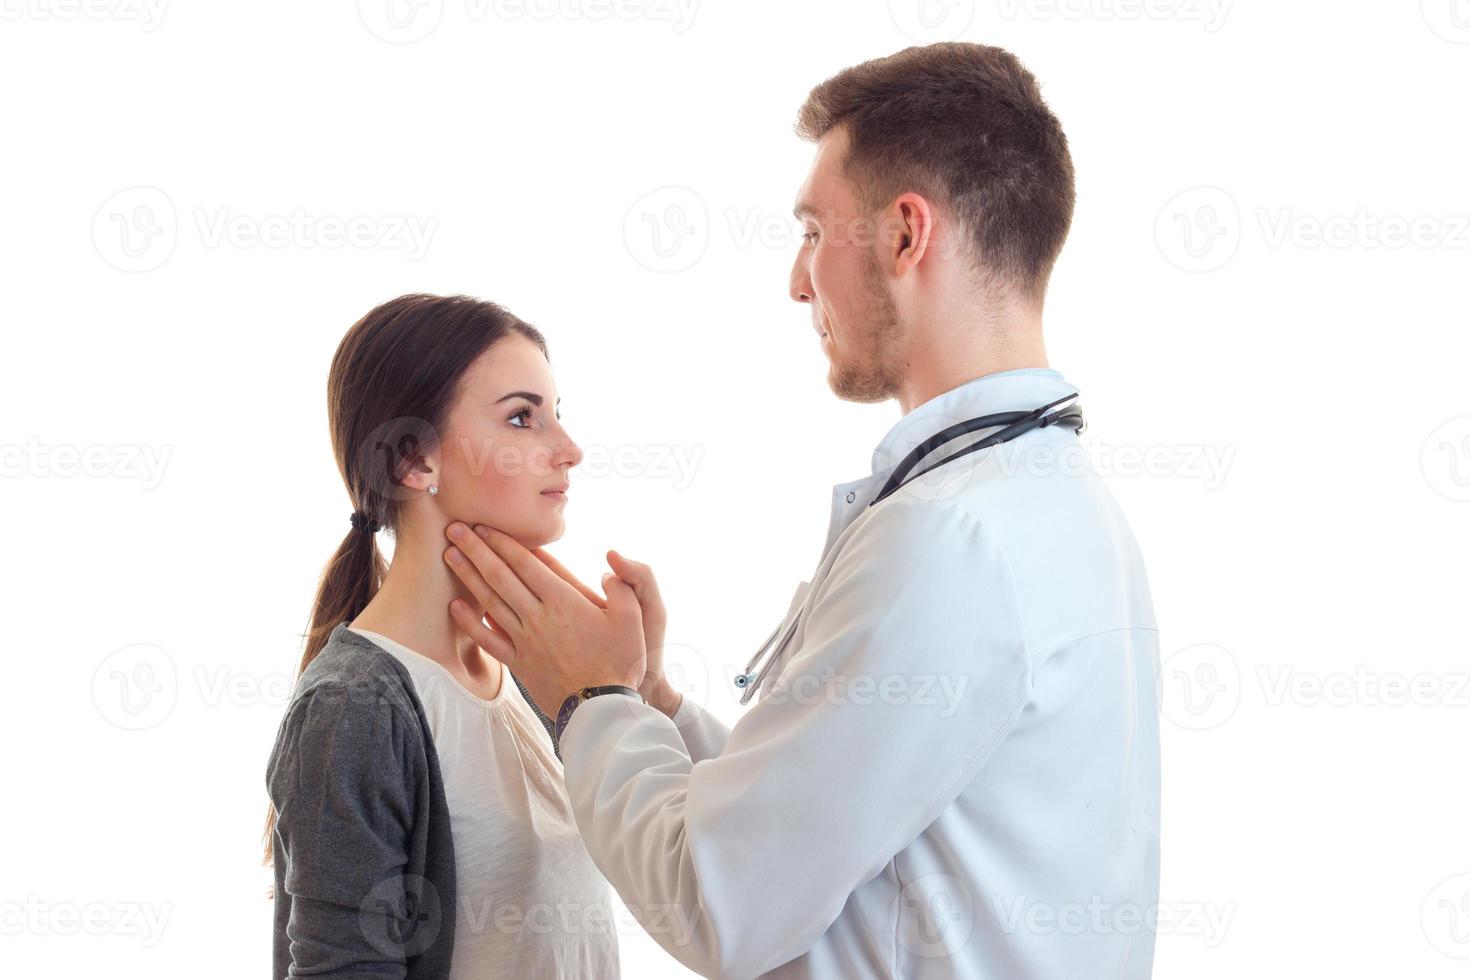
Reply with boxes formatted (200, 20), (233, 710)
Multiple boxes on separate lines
(349, 511), (382, 534)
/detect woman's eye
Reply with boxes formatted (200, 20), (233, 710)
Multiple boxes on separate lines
(509, 406), (534, 428)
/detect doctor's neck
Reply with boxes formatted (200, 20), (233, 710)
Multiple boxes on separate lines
(892, 296), (1049, 416)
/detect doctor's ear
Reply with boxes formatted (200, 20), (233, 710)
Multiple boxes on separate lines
(890, 193), (934, 272)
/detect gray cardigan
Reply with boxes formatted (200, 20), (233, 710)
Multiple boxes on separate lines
(267, 622), (456, 978)
(266, 623), (559, 978)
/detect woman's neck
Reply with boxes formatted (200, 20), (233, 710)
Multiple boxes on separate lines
(351, 520), (492, 676)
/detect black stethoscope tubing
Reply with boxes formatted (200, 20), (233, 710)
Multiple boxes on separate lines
(733, 391), (1086, 701)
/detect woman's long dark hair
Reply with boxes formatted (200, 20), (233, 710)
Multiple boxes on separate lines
(262, 293), (547, 869)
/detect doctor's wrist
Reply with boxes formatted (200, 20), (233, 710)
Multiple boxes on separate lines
(639, 675), (683, 719)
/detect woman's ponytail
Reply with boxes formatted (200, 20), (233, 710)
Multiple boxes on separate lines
(261, 517), (386, 867)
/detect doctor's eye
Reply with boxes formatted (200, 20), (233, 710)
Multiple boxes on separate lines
(802, 231), (820, 245)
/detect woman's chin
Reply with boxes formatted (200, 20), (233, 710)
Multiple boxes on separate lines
(454, 507), (564, 550)
(518, 516), (565, 551)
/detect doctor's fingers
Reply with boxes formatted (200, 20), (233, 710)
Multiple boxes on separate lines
(445, 527), (540, 616)
(607, 551), (663, 603)
(444, 544), (528, 630)
(599, 573), (645, 630)
(517, 539), (608, 610)
(471, 523), (573, 604)
(448, 598), (517, 668)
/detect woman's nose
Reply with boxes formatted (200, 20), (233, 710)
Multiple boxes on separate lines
(556, 428), (583, 469)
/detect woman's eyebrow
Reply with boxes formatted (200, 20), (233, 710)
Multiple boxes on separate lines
(495, 391), (562, 407)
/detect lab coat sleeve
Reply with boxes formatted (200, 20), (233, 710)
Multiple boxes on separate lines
(670, 694), (731, 763)
(559, 498), (1031, 979)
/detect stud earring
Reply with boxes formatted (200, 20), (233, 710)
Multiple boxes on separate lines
(428, 484), (439, 496)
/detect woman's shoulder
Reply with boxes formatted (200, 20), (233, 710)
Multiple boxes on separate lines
(267, 624), (435, 790)
(288, 622), (425, 730)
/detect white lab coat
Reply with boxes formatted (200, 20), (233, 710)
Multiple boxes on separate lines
(560, 368), (1161, 979)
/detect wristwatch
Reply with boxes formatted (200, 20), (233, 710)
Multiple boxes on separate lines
(554, 685), (643, 749)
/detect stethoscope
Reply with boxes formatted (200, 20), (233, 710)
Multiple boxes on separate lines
(731, 391), (1085, 704)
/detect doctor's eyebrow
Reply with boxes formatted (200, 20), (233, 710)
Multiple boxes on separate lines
(495, 391), (561, 407)
(793, 201), (819, 220)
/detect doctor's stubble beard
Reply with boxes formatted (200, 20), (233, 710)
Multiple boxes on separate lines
(827, 248), (905, 404)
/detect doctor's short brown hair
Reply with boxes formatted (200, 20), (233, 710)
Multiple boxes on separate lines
(795, 42), (1076, 303)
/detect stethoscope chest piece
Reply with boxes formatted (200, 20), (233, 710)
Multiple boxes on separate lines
(734, 585), (808, 704)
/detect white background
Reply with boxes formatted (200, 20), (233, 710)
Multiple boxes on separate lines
(3, 1), (1468, 977)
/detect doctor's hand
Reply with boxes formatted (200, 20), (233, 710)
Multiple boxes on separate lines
(467, 529), (681, 719)
(442, 522), (646, 716)
(606, 551), (682, 719)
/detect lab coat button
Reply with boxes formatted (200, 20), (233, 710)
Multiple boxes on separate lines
(846, 491), (856, 503)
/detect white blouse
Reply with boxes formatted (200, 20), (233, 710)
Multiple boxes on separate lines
(348, 626), (620, 980)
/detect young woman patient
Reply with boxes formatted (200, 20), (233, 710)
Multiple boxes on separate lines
(263, 293), (661, 979)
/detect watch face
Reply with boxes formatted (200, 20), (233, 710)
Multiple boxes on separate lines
(555, 687), (639, 743)
(555, 693), (583, 738)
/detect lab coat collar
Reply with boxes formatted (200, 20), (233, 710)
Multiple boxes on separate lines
(869, 367), (1076, 481)
(819, 368), (1078, 560)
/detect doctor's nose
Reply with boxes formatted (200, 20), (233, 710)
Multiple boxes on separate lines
(789, 258), (813, 304)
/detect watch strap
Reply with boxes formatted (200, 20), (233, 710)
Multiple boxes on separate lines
(554, 684), (643, 753)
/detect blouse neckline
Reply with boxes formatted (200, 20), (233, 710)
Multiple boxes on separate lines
(347, 626), (511, 710)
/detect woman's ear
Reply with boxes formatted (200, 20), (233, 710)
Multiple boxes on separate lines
(395, 447), (440, 496)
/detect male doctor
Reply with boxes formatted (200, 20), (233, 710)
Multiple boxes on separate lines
(443, 42), (1160, 980)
